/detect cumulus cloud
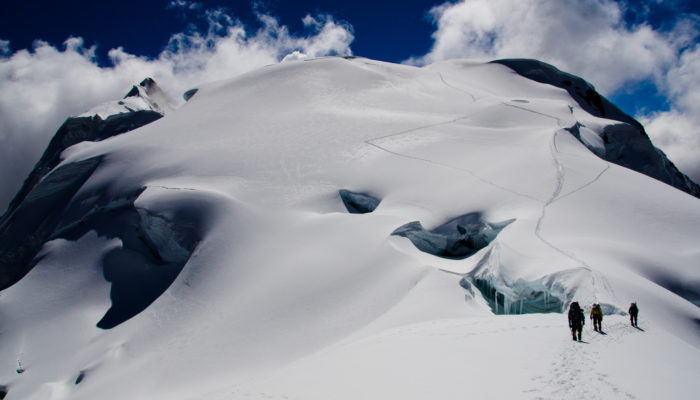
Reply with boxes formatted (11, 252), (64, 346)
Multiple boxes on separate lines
(411, 0), (686, 92)
(0, 9), (353, 213)
(411, 0), (700, 182)
(166, 0), (202, 11)
(640, 43), (700, 182)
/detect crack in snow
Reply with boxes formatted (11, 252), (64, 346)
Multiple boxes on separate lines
(365, 96), (616, 289)
(364, 138), (542, 203)
(364, 103), (544, 203)
(555, 163), (610, 201)
(501, 102), (613, 274)
(438, 72), (477, 102)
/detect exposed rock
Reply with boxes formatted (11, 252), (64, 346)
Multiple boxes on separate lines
(3, 111), (162, 220)
(493, 58), (700, 198)
(0, 79), (204, 328)
(492, 58), (639, 128)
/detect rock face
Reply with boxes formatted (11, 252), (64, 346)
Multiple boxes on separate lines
(0, 78), (207, 328)
(492, 58), (700, 198)
(3, 111), (162, 218)
(2, 78), (169, 219)
(0, 79), (167, 292)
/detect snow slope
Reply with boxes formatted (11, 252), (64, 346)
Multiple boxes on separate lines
(0, 57), (699, 399)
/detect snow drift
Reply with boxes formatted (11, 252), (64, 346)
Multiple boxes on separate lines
(1, 56), (699, 400)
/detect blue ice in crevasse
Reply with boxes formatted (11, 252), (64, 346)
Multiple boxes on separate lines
(392, 212), (514, 259)
(462, 246), (590, 315)
(339, 190), (380, 214)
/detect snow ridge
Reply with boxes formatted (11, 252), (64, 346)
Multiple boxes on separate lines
(1, 57), (699, 400)
(494, 58), (700, 198)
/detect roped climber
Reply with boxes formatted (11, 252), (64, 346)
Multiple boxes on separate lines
(629, 302), (639, 327)
(568, 301), (585, 341)
(590, 303), (603, 332)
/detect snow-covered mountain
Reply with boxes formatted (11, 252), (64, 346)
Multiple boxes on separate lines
(1, 57), (699, 400)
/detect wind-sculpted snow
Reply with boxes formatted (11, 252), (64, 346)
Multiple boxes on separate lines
(81, 77), (176, 118)
(491, 59), (639, 128)
(54, 186), (209, 329)
(0, 153), (207, 328)
(339, 189), (380, 214)
(0, 79), (166, 291)
(494, 58), (700, 198)
(2, 57), (700, 400)
(0, 78), (203, 327)
(392, 213), (514, 259)
(2, 79), (167, 220)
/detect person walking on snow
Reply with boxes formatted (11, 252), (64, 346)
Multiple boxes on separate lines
(629, 302), (639, 327)
(590, 303), (603, 332)
(568, 301), (585, 341)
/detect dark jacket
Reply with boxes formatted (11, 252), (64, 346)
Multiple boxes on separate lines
(568, 303), (585, 329)
(629, 303), (639, 316)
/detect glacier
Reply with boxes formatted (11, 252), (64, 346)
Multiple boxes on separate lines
(0, 56), (699, 400)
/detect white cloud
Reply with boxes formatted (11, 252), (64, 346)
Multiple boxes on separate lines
(281, 50), (310, 62)
(167, 0), (202, 11)
(641, 43), (700, 182)
(411, 0), (700, 182)
(412, 0), (686, 93)
(0, 10), (353, 213)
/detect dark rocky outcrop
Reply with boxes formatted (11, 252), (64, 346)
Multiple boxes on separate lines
(492, 58), (641, 128)
(3, 81), (164, 220)
(566, 123), (700, 196)
(493, 58), (700, 198)
(0, 78), (204, 329)
(0, 79), (165, 290)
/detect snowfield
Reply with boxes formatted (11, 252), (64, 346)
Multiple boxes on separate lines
(1, 56), (699, 399)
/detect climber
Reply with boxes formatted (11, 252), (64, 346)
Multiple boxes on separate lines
(568, 301), (585, 341)
(590, 303), (603, 332)
(629, 302), (639, 327)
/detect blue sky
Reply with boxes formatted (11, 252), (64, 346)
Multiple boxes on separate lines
(1, 0), (439, 64)
(0, 0), (699, 210)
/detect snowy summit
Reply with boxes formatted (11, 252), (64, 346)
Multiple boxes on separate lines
(1, 56), (699, 399)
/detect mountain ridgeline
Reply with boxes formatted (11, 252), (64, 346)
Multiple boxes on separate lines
(1, 56), (700, 400)
(0, 57), (697, 330)
(492, 59), (700, 198)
